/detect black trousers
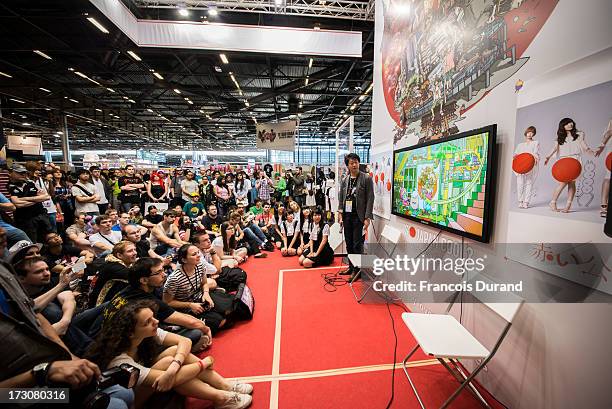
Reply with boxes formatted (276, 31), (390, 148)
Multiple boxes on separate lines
(16, 213), (52, 243)
(343, 212), (364, 268)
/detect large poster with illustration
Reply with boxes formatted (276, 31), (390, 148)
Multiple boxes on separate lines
(379, 0), (558, 148)
(511, 80), (612, 222)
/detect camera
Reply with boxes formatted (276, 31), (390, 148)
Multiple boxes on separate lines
(79, 364), (140, 409)
(202, 300), (212, 312)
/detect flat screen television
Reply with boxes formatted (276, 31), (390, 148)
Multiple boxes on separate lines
(392, 125), (497, 243)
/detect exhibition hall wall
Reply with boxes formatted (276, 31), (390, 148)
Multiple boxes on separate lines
(370, 0), (612, 407)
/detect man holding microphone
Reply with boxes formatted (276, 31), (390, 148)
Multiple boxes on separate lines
(338, 153), (374, 279)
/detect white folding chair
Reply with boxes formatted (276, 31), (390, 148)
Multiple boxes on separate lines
(349, 224), (401, 303)
(401, 280), (524, 408)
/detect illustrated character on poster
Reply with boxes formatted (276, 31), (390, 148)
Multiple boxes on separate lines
(381, 0), (559, 145)
(594, 119), (612, 218)
(512, 126), (540, 208)
(544, 118), (596, 213)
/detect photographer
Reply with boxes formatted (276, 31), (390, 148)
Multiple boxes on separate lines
(0, 263), (134, 409)
(255, 170), (273, 202)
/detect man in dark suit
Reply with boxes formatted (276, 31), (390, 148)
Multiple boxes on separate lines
(337, 153), (374, 278)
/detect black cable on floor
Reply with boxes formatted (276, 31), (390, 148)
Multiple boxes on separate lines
(384, 299), (398, 409)
(321, 270), (349, 292)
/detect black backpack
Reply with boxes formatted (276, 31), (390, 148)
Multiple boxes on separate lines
(216, 266), (248, 292)
(232, 283), (254, 321)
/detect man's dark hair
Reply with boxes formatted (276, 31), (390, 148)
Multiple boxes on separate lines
(148, 205), (157, 212)
(208, 203), (217, 210)
(95, 215), (111, 225)
(14, 255), (47, 277)
(128, 257), (163, 288)
(191, 231), (210, 245)
(89, 166), (100, 172)
(78, 169), (90, 177)
(163, 210), (176, 217)
(344, 153), (361, 166)
(255, 198), (263, 205)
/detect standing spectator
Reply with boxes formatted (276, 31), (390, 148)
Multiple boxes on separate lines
(51, 169), (75, 229)
(255, 170), (273, 202)
(27, 162), (58, 232)
(71, 169), (100, 217)
(234, 171), (251, 207)
(199, 176), (214, 209)
(180, 171), (199, 203)
(170, 169), (185, 207)
(89, 166), (111, 214)
(292, 166), (306, 207)
(145, 170), (168, 203)
(118, 165), (144, 212)
(214, 176), (231, 218)
(7, 163), (52, 243)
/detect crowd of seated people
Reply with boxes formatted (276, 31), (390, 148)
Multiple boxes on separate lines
(0, 161), (337, 408)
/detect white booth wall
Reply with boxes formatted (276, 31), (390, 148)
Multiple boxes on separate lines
(370, 0), (612, 407)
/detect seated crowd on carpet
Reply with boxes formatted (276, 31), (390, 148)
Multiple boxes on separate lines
(0, 160), (337, 409)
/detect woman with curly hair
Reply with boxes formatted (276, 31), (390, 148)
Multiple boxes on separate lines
(86, 300), (253, 409)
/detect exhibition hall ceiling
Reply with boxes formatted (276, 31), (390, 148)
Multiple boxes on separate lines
(0, 0), (373, 152)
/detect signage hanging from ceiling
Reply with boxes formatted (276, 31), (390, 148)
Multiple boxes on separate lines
(256, 120), (297, 152)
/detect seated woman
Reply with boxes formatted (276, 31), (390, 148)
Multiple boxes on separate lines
(299, 207), (334, 268)
(212, 222), (249, 268)
(296, 207), (312, 257)
(163, 244), (233, 334)
(86, 300), (253, 409)
(279, 212), (300, 257)
(272, 203), (287, 249)
(227, 212), (266, 258)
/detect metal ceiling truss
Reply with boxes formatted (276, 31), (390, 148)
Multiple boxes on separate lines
(134, 0), (375, 21)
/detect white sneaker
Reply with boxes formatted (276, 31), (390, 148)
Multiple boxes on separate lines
(215, 392), (252, 409)
(231, 382), (254, 394)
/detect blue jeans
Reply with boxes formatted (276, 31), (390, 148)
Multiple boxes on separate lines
(103, 385), (135, 409)
(48, 213), (57, 232)
(0, 222), (30, 246)
(245, 223), (267, 243)
(42, 302), (93, 356)
(243, 226), (265, 247)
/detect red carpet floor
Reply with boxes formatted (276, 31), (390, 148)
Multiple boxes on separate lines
(184, 250), (505, 409)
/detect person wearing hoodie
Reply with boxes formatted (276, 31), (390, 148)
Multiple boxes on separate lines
(88, 241), (137, 307)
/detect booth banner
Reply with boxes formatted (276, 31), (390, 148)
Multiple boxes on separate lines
(256, 120), (297, 152)
(7, 135), (42, 155)
(370, 147), (393, 220)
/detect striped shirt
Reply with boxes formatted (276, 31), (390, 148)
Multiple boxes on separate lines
(164, 263), (206, 303)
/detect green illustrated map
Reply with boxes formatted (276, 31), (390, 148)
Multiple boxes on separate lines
(393, 132), (489, 237)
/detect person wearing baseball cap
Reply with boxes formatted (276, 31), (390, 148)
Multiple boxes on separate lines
(7, 163), (52, 243)
(183, 191), (205, 220)
(5, 240), (42, 266)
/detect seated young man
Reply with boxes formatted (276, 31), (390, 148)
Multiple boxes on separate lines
(88, 215), (122, 256)
(113, 212), (148, 236)
(14, 256), (91, 355)
(65, 212), (93, 250)
(41, 232), (95, 275)
(100, 257), (212, 352)
(148, 210), (188, 256)
(88, 241), (137, 307)
(201, 203), (222, 238)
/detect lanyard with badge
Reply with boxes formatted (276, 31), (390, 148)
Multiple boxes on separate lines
(345, 176), (357, 213)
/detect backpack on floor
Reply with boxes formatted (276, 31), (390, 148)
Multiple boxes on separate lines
(216, 266), (248, 292)
(232, 283), (254, 321)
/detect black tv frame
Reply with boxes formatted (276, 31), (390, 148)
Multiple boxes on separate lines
(391, 124), (497, 243)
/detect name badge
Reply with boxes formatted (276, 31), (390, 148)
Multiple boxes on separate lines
(345, 200), (353, 213)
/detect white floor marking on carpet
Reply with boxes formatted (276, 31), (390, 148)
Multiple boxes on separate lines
(230, 359), (440, 384)
(269, 269), (284, 409)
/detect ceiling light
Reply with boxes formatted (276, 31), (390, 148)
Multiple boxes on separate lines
(127, 51), (141, 61)
(245, 101), (250, 107)
(69, 99), (79, 103)
(220, 54), (229, 64)
(308, 58), (313, 68)
(173, 89), (181, 94)
(178, 6), (189, 17)
(67, 67), (75, 71)
(128, 99), (136, 103)
(107, 87), (116, 93)
(343, 114), (348, 118)
(359, 95), (366, 100)
(147, 108), (154, 113)
(123, 96), (129, 100)
(152, 72), (164, 80)
(39, 87), (51, 92)
(75, 71), (88, 79)
(22, 123), (31, 126)
(208, 7), (218, 16)
(207, 115), (212, 120)
(33, 50), (52, 60)
(87, 17), (109, 34)
(350, 104), (356, 110)
(214, 66), (222, 72)
(305, 77), (309, 86)
(10, 98), (25, 104)
(187, 100), (194, 105)
(366, 83), (373, 93)
(95, 108), (102, 112)
(238, 90), (243, 96)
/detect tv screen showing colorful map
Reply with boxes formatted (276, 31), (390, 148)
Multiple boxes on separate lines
(392, 125), (497, 242)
